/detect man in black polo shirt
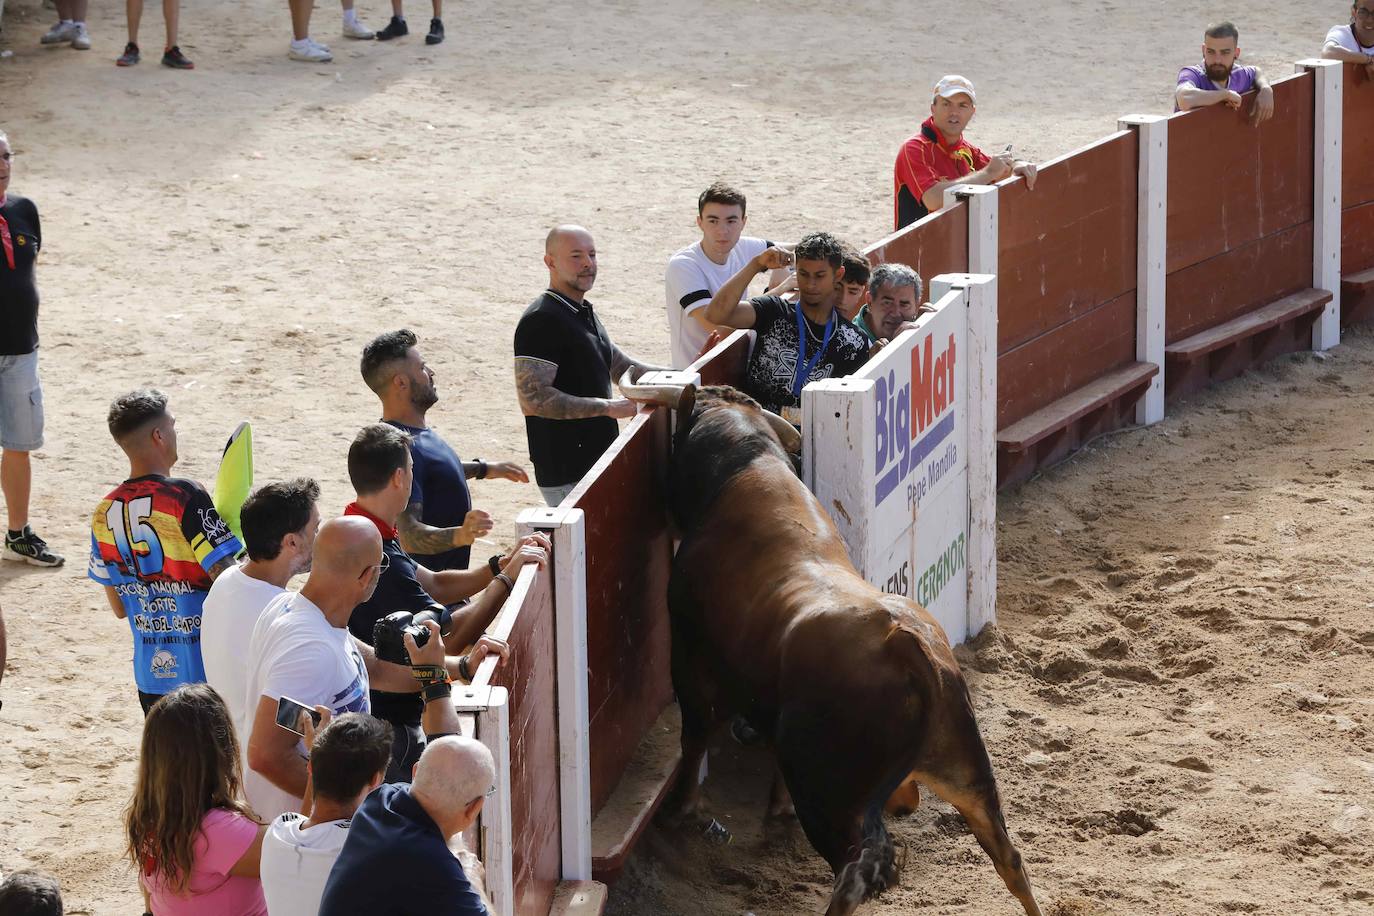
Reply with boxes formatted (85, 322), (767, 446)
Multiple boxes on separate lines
(0, 130), (62, 568)
(703, 231), (871, 423)
(514, 224), (669, 505)
(342, 424), (549, 780)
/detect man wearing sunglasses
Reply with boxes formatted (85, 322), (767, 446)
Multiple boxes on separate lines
(1322, 0), (1374, 79)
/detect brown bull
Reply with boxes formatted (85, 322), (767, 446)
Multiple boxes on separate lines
(623, 377), (1042, 916)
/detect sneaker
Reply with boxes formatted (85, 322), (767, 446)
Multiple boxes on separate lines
(288, 40), (332, 62)
(342, 18), (375, 39)
(375, 15), (407, 40)
(40, 20), (76, 44)
(309, 36), (331, 52)
(161, 45), (194, 68)
(3, 526), (65, 567)
(424, 17), (443, 44)
(70, 22), (91, 50)
(116, 41), (140, 65)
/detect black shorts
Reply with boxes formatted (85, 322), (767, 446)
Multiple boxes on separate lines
(138, 690), (164, 716)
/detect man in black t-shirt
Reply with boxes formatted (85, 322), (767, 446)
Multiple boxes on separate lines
(342, 424), (548, 780)
(0, 131), (62, 568)
(703, 231), (871, 421)
(514, 225), (670, 505)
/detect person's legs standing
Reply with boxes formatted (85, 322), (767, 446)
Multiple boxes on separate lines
(41, 0), (77, 45)
(424, 0), (442, 45)
(117, 0), (142, 64)
(158, 0), (193, 68)
(376, 0), (407, 40)
(68, 0), (89, 49)
(0, 351), (61, 567)
(340, 0), (373, 39)
(287, 0), (331, 61)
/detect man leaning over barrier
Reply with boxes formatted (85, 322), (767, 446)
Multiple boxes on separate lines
(893, 74), (1037, 230)
(1321, 0), (1374, 79)
(855, 263), (931, 348)
(1175, 21), (1275, 125)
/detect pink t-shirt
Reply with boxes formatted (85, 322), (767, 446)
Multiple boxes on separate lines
(145, 808), (267, 916)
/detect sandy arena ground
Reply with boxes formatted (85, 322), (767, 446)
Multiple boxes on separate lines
(0, 0), (1365, 913)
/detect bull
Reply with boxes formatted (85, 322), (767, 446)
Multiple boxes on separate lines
(620, 374), (1043, 916)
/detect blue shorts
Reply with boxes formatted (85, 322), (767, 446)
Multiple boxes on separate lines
(0, 349), (44, 452)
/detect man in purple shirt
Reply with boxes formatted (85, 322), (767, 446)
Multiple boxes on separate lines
(1175, 21), (1274, 125)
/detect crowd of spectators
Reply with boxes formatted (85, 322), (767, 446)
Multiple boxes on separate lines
(0, 10), (1366, 915)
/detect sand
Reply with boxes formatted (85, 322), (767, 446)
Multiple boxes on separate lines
(0, 0), (1362, 912)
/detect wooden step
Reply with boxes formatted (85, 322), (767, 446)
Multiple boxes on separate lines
(997, 361), (1158, 453)
(1165, 288), (1331, 362)
(590, 703), (682, 884)
(1341, 266), (1374, 295)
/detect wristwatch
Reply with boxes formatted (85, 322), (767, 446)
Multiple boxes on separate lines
(487, 554), (502, 577)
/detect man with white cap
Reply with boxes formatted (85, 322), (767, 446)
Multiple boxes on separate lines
(893, 75), (1037, 230)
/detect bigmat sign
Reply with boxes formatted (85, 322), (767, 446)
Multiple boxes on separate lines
(803, 274), (997, 646)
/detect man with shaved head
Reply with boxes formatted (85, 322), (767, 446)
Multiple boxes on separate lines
(319, 619), (496, 915)
(515, 225), (669, 505)
(242, 514), (385, 820)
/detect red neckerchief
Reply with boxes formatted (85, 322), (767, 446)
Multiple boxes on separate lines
(344, 501), (399, 540)
(0, 196), (13, 270)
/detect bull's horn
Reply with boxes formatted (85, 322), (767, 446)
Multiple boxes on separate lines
(618, 369), (694, 411)
(758, 408), (802, 454)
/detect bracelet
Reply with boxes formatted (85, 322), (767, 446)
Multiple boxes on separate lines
(457, 654), (473, 682)
(494, 572), (514, 594)
(475, 459), (487, 479)
(422, 681), (453, 704)
(410, 664), (449, 685)
(487, 554), (502, 577)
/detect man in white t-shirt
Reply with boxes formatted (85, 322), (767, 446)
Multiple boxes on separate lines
(665, 182), (789, 369)
(202, 478), (320, 737)
(243, 515), (382, 820)
(261, 712), (391, 916)
(1322, 0), (1374, 76)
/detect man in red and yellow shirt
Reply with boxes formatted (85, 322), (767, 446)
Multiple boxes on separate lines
(893, 75), (1038, 230)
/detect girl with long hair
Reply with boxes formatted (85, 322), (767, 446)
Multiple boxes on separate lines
(125, 683), (267, 915)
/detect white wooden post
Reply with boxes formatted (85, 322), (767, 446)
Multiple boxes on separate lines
(943, 183), (999, 278)
(1118, 114), (1168, 424)
(517, 506), (592, 881)
(930, 274), (998, 636)
(476, 690), (514, 914)
(1299, 59), (1344, 350)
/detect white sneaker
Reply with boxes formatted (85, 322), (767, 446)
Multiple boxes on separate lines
(288, 40), (332, 62)
(342, 19), (374, 39)
(70, 22), (91, 50)
(308, 36), (331, 51)
(40, 21), (76, 44)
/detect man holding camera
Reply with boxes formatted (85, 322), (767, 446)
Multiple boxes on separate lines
(343, 423), (548, 782)
(242, 512), (534, 820)
(319, 620), (496, 915)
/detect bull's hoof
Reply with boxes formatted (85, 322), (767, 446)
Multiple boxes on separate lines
(700, 817), (733, 844)
(730, 715), (764, 746)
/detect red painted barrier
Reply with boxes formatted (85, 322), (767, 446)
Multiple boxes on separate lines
(1164, 72), (1318, 397)
(1341, 63), (1374, 325)
(483, 566), (563, 916)
(865, 200), (970, 281)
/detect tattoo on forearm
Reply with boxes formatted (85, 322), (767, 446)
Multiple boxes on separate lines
(397, 504), (463, 555)
(514, 359), (610, 419)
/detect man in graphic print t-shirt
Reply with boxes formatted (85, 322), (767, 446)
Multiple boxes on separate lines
(89, 388), (242, 715)
(700, 230), (870, 422)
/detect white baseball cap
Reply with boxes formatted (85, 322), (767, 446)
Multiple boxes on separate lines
(933, 74), (977, 104)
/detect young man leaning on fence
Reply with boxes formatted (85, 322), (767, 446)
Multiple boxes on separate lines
(1321, 0), (1374, 78)
(1175, 21), (1275, 125)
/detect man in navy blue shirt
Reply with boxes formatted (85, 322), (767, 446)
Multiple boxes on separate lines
(319, 619), (496, 916)
(360, 329), (529, 573)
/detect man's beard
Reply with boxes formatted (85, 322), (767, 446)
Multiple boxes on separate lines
(1205, 62), (1231, 82)
(411, 385), (438, 410)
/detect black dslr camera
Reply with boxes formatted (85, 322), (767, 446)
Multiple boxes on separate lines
(373, 604), (453, 665)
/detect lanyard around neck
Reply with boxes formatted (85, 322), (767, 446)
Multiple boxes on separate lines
(792, 302), (835, 398)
